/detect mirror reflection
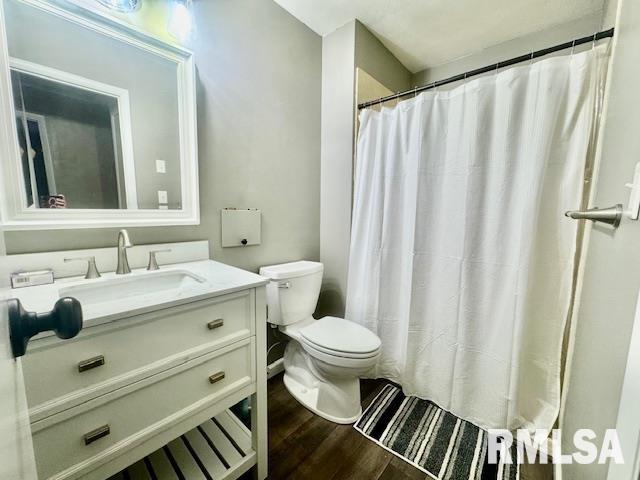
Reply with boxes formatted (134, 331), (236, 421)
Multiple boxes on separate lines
(13, 69), (127, 209)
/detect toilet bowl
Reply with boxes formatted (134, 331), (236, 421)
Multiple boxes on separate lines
(260, 261), (381, 424)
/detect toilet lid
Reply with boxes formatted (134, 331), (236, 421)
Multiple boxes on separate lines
(299, 316), (381, 355)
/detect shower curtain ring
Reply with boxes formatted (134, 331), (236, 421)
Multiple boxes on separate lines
(592, 33), (597, 50)
(571, 39), (576, 55)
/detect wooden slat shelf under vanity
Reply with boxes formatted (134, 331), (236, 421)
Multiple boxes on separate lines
(108, 411), (255, 480)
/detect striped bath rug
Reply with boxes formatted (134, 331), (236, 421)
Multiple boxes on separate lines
(355, 384), (518, 480)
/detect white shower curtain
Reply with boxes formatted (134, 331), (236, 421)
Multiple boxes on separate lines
(346, 46), (608, 431)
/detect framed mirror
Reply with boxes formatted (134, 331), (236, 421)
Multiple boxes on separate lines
(0, 0), (198, 229)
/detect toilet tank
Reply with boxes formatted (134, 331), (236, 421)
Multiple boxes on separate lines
(259, 261), (323, 326)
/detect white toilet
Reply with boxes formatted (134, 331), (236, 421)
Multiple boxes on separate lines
(260, 260), (381, 424)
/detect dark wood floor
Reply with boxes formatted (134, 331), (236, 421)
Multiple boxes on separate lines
(262, 374), (427, 480)
(250, 374), (552, 480)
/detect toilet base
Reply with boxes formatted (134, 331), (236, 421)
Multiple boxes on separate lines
(282, 340), (364, 424)
(283, 373), (362, 424)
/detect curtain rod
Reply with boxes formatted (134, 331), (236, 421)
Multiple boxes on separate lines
(358, 28), (615, 110)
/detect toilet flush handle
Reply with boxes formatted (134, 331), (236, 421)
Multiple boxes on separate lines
(278, 281), (291, 289)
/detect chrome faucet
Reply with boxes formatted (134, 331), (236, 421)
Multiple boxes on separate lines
(116, 229), (133, 274)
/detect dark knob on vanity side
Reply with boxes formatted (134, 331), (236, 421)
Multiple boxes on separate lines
(9, 297), (83, 358)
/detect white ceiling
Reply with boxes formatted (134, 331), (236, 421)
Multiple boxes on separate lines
(273, 0), (606, 72)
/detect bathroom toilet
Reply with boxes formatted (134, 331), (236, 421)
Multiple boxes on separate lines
(260, 261), (381, 424)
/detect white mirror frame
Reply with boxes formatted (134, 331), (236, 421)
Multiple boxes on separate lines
(0, 0), (199, 230)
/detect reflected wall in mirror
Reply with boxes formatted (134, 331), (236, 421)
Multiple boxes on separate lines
(0, 0), (198, 229)
(12, 65), (134, 210)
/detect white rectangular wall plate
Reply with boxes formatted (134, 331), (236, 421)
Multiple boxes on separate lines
(221, 208), (261, 247)
(155, 160), (166, 173)
(157, 190), (168, 204)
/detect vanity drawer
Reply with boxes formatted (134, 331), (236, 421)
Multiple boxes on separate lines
(23, 289), (255, 416)
(31, 338), (254, 480)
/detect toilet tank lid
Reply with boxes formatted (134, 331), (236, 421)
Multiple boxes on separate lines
(259, 261), (323, 280)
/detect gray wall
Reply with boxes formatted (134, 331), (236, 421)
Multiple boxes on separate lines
(412, 13), (605, 86)
(603, 0), (619, 27)
(5, 0), (322, 276)
(354, 22), (413, 95)
(6, 0), (181, 209)
(318, 21), (356, 318)
(46, 115), (118, 209)
(318, 20), (411, 318)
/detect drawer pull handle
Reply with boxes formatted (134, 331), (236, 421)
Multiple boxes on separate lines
(84, 425), (110, 445)
(207, 318), (224, 330)
(209, 371), (225, 384)
(78, 355), (105, 373)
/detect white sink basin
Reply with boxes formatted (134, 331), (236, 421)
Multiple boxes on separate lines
(59, 270), (206, 306)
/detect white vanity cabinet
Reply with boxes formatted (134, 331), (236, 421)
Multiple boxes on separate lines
(18, 261), (268, 480)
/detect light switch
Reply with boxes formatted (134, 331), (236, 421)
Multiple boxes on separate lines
(158, 190), (168, 204)
(155, 160), (166, 173)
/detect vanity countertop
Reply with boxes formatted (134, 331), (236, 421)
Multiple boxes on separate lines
(6, 260), (269, 333)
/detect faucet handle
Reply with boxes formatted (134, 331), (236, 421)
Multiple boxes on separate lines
(64, 256), (101, 279)
(147, 249), (172, 271)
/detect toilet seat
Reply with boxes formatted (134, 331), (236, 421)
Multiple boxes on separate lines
(299, 316), (381, 359)
(300, 339), (380, 359)
(299, 339), (380, 369)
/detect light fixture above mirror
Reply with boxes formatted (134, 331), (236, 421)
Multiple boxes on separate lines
(95, 0), (141, 13)
(168, 0), (193, 42)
